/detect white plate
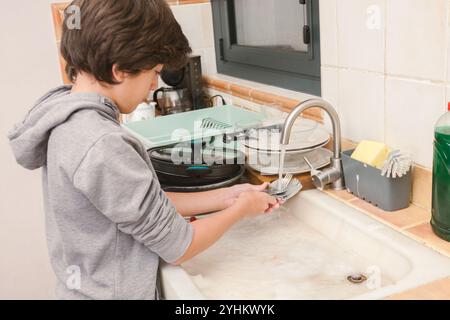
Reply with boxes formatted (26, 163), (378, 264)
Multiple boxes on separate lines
(244, 139), (329, 155)
(243, 119), (330, 152)
(247, 147), (333, 175)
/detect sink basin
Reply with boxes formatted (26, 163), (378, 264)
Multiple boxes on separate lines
(160, 190), (450, 300)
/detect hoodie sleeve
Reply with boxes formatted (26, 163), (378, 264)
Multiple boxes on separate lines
(72, 132), (193, 264)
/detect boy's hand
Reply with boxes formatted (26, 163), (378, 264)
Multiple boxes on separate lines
(223, 182), (269, 208)
(232, 191), (282, 218)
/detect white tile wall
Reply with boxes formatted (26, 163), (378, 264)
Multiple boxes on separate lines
(171, 3), (214, 49)
(447, 11), (450, 83)
(171, 3), (216, 74)
(317, 0), (450, 168)
(202, 47), (218, 75)
(321, 66), (339, 133)
(338, 69), (385, 142)
(386, 0), (448, 81)
(446, 85), (450, 104)
(385, 78), (445, 167)
(319, 0), (338, 66)
(337, 0), (386, 73)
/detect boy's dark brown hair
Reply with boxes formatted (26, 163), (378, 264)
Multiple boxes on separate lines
(61, 0), (192, 84)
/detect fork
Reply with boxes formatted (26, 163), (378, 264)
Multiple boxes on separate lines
(267, 173), (292, 195)
(281, 173), (293, 189)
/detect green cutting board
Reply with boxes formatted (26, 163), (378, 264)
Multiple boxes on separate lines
(122, 105), (266, 149)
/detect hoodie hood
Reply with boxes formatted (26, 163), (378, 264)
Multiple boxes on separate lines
(8, 85), (120, 170)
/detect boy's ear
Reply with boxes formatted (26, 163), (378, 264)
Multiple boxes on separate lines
(112, 64), (127, 83)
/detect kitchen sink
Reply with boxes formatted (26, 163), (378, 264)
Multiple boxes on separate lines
(160, 189), (450, 300)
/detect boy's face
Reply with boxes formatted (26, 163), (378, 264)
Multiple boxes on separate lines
(113, 64), (163, 114)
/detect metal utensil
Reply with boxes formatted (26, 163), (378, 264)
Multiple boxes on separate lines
(304, 156), (321, 176)
(280, 173), (293, 189)
(200, 117), (232, 130)
(267, 173), (293, 195)
(277, 179), (303, 201)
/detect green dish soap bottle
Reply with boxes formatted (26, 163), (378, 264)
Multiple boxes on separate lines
(431, 102), (450, 241)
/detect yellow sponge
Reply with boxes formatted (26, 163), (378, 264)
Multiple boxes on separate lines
(351, 140), (390, 169)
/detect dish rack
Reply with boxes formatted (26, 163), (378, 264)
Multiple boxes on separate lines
(341, 149), (411, 211)
(122, 105), (270, 149)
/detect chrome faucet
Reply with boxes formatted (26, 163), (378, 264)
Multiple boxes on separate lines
(280, 98), (345, 191)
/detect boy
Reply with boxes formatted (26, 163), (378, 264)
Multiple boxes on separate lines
(8, 0), (280, 299)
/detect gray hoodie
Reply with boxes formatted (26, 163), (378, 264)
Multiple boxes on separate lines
(8, 85), (193, 300)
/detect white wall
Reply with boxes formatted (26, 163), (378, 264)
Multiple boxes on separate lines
(170, 2), (217, 75)
(0, 0), (69, 299)
(319, 0), (450, 168)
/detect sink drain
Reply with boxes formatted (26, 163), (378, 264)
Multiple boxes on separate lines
(347, 273), (368, 284)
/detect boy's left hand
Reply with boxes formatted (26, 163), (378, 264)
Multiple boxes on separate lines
(223, 182), (269, 208)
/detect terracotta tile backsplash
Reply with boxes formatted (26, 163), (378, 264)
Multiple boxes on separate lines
(387, 277), (450, 300)
(411, 165), (433, 212)
(350, 198), (431, 230)
(203, 75), (324, 123)
(405, 223), (450, 255)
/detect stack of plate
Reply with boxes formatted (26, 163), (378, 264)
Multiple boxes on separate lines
(247, 148), (332, 175)
(243, 119), (332, 175)
(243, 118), (329, 152)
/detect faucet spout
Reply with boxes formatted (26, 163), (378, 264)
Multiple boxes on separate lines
(280, 98), (345, 190)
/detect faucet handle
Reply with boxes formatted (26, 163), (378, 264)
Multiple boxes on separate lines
(303, 156), (321, 176)
(304, 156), (342, 190)
(311, 167), (341, 190)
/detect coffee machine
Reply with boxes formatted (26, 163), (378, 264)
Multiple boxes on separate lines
(153, 55), (206, 115)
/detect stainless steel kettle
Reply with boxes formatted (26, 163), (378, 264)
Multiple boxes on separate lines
(152, 87), (192, 115)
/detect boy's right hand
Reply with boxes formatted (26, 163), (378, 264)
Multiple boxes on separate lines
(231, 191), (281, 218)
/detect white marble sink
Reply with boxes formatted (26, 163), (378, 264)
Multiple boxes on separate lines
(160, 189), (450, 300)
